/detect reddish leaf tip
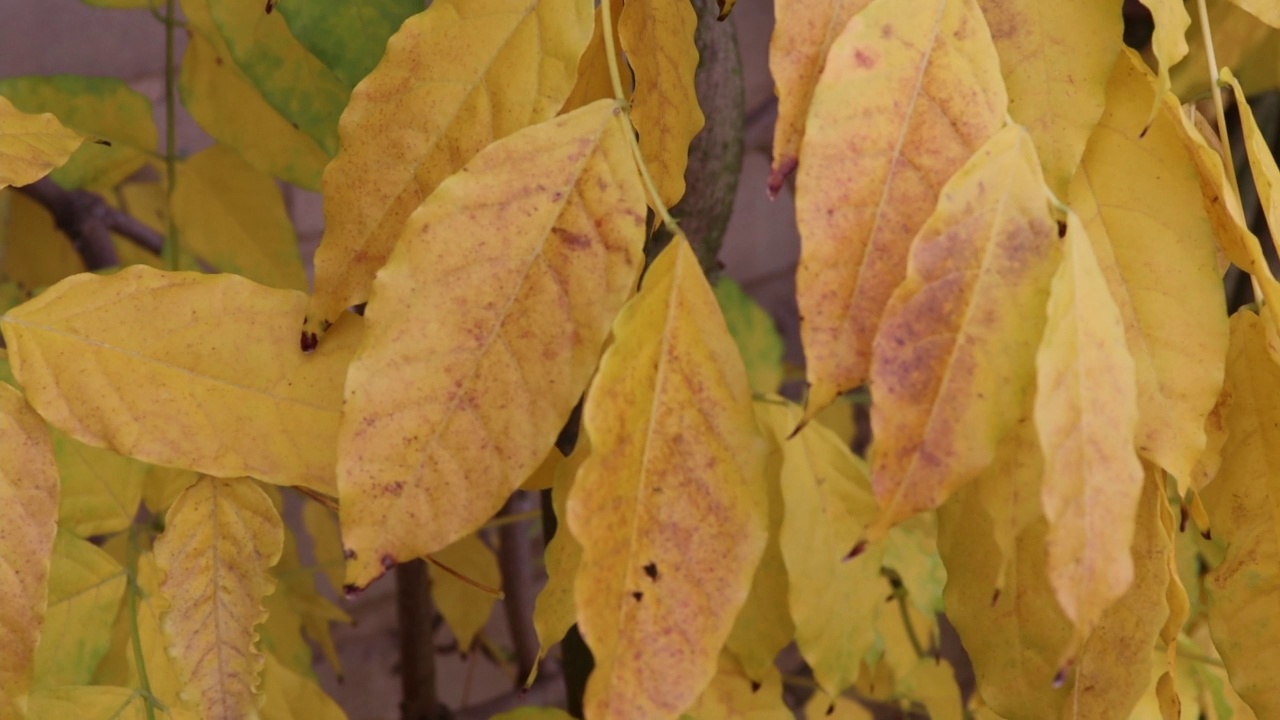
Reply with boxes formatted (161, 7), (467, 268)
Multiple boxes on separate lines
(843, 539), (868, 561)
(767, 157), (797, 199)
(301, 331), (318, 353)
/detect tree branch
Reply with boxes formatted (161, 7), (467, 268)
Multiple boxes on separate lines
(15, 178), (164, 269)
(397, 560), (445, 720)
(498, 492), (542, 684)
(452, 669), (566, 720)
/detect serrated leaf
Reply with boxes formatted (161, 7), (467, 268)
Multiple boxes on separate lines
(32, 532), (127, 687)
(683, 652), (791, 720)
(0, 76), (154, 190)
(27, 685), (198, 720)
(260, 652), (346, 720)
(531, 435), (589, 673)
(0, 383), (59, 718)
(619, 0), (704, 208)
(795, 0), (1007, 418)
(867, 125), (1058, 535)
(276, 0), (420, 87)
(172, 144), (307, 290)
(155, 477), (285, 720)
(1, 267), (362, 494)
(337, 101), (644, 587)
(179, 0), (329, 190)
(567, 236), (767, 720)
(1036, 211), (1143, 650)
(715, 278), (784, 395)
(52, 429), (146, 537)
(0, 97), (83, 190)
(977, 0), (1121, 197)
(1068, 49), (1228, 486)
(304, 0), (594, 336)
(429, 533), (501, 650)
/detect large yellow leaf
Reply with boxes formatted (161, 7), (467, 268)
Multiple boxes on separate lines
(1036, 211), (1143, 649)
(619, 0), (704, 208)
(52, 429), (147, 537)
(0, 96), (83, 190)
(567, 236), (767, 720)
(27, 686), (198, 720)
(795, 0), (1007, 418)
(867, 125), (1058, 535)
(0, 382), (58, 718)
(1, 267), (362, 494)
(337, 101), (644, 587)
(32, 532), (127, 688)
(531, 435), (590, 673)
(977, 0), (1121, 197)
(154, 477), (285, 720)
(682, 652), (792, 720)
(1201, 311), (1280, 716)
(761, 398), (882, 696)
(304, 0), (593, 339)
(172, 144), (307, 291)
(429, 533), (501, 650)
(1069, 49), (1227, 486)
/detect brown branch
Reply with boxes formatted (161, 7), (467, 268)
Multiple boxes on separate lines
(452, 669), (566, 720)
(498, 492), (542, 684)
(397, 560), (445, 720)
(15, 178), (164, 268)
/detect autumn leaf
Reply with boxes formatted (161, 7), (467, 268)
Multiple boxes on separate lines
(304, 0), (593, 338)
(275, 0), (421, 87)
(1138, 0), (1190, 123)
(519, 447), (563, 493)
(562, 0), (632, 113)
(1226, 69), (1280, 270)
(682, 652), (792, 720)
(803, 692), (873, 720)
(259, 653), (348, 720)
(26, 686), (198, 720)
(32, 532), (127, 688)
(1, 267), (362, 494)
(52, 429), (147, 538)
(155, 477), (285, 720)
(0, 96), (84, 190)
(131, 552), (192, 712)
(531, 435), (590, 678)
(302, 501), (346, 596)
(567, 236), (767, 720)
(867, 125), (1058, 536)
(1225, 0), (1280, 27)
(429, 534), (501, 650)
(0, 382), (59, 718)
(337, 101), (644, 588)
(795, 0), (1007, 419)
(1173, 0), (1280, 100)
(2, 190), (87, 288)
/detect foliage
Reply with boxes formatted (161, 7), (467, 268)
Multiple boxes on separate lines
(3, 0), (1280, 718)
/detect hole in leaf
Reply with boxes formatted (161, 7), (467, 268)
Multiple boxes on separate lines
(644, 562), (659, 580)
(631, 591), (643, 602)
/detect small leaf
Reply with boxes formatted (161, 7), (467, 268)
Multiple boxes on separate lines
(714, 277), (784, 394)
(562, 0), (632, 113)
(683, 652), (792, 720)
(3, 190), (87, 288)
(32, 532), (127, 687)
(429, 534), (502, 650)
(567, 236), (767, 720)
(154, 477), (285, 720)
(0, 96), (83, 190)
(53, 428), (147, 538)
(1226, 69), (1280, 287)
(1137, 0), (1191, 122)
(337, 101), (644, 588)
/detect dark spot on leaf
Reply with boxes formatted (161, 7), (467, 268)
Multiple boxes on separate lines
(344, 547), (356, 560)
(265, 0), (276, 13)
(321, 319), (333, 332)
(300, 331), (318, 353)
(214, 56), (223, 66)
(93, 138), (112, 147)
(384, 481), (404, 497)
(1202, 527), (1212, 540)
(1053, 665), (1070, 688)
(381, 555), (397, 571)
(750, 680), (761, 693)
(855, 50), (875, 69)
(291, 122), (300, 130)
(880, 24), (892, 38)
(644, 562), (659, 580)
(553, 227), (592, 251)
(343, 583), (362, 598)
(843, 539), (868, 561)
(631, 591), (643, 601)
(1056, 220), (1067, 238)
(352, 303), (367, 316)
(826, 703), (836, 716)
(991, 588), (1001, 606)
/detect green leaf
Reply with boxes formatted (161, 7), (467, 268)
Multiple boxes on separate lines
(714, 277), (785, 394)
(277, 0), (422, 87)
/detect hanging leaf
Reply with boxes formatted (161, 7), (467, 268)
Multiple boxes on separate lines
(0, 383), (59, 718)
(304, 0), (594, 339)
(795, 0), (1007, 419)
(867, 125), (1058, 535)
(714, 277), (784, 394)
(429, 533), (502, 650)
(567, 236), (767, 720)
(531, 435), (590, 675)
(0, 97), (83, 190)
(1, 267), (362, 494)
(2, 190), (87, 288)
(682, 652), (792, 720)
(154, 477), (285, 720)
(276, 0), (421, 87)
(1137, 0), (1190, 122)
(337, 101), (644, 588)
(1226, 69), (1280, 262)
(31, 532), (127, 688)
(1172, 0), (1280, 99)
(562, 0), (632, 113)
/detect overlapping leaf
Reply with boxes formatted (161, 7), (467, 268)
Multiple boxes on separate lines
(1138, 0), (1190, 121)
(1173, 0), (1280, 99)
(429, 533), (501, 650)
(0, 97), (83, 190)
(155, 477), (284, 720)
(868, 125), (1058, 535)
(276, 0), (421, 87)
(2, 190), (87, 288)
(1, 267), (362, 493)
(795, 0), (1007, 419)
(337, 101), (644, 588)
(26, 686), (197, 720)
(715, 278), (785, 394)
(304, 0), (594, 338)
(1227, 0), (1280, 27)
(51, 429), (147, 537)
(531, 436), (589, 675)
(682, 653), (791, 720)
(32, 532), (126, 687)
(561, 0), (631, 113)
(567, 237), (767, 720)
(259, 653), (348, 720)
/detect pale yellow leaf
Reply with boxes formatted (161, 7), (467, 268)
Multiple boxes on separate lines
(52, 429), (147, 537)
(519, 446), (563, 493)
(531, 435), (589, 673)
(867, 125), (1058, 535)
(1068, 49), (1228, 486)
(305, 0), (594, 337)
(130, 552), (188, 712)
(1, 267), (362, 494)
(1226, 70), (1280, 285)
(1138, 0), (1191, 122)
(302, 501), (346, 596)
(142, 465), (200, 515)
(682, 652), (791, 720)
(619, 0), (704, 208)
(0, 96), (83, 190)
(172, 144), (307, 291)
(1172, 0), (1280, 99)
(337, 101), (644, 587)
(562, 0), (632, 113)
(154, 477), (285, 720)
(567, 236), (767, 720)
(259, 652), (346, 720)
(3, 190), (87, 288)
(32, 532), (127, 688)
(977, 0), (1122, 197)
(429, 533), (501, 650)
(27, 685), (198, 720)
(795, 0), (1007, 417)
(0, 382), (58, 718)
(896, 658), (964, 720)
(759, 398), (882, 696)
(1036, 211), (1143, 648)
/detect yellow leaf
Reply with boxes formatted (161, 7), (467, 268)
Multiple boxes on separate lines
(803, 691), (873, 720)
(2, 190), (87, 289)
(302, 501), (346, 596)
(1227, 70), (1280, 278)
(130, 551), (189, 712)
(567, 236), (767, 720)
(760, 398), (882, 696)
(0, 382), (58, 718)
(881, 513), (946, 629)
(1069, 49), (1228, 486)
(813, 395), (856, 447)
(1, 267), (362, 494)
(141, 465), (200, 515)
(896, 658), (964, 720)
(305, 0), (594, 338)
(52, 429), (147, 537)
(683, 652), (792, 720)
(110, 182), (204, 271)
(519, 447), (563, 493)
(179, 0), (329, 191)
(619, 0), (704, 208)
(562, 0), (632, 113)
(1226, 0), (1280, 27)
(172, 144), (306, 290)
(767, 0), (871, 192)
(27, 685), (197, 720)
(260, 653), (346, 720)
(337, 101), (644, 587)
(0, 96), (83, 190)
(154, 477), (285, 720)
(977, 0), (1122, 197)
(795, 0), (1007, 418)
(867, 125), (1058, 535)
(1036, 211), (1143, 649)
(1172, 0), (1280, 99)
(1201, 311), (1280, 717)
(1138, 0), (1191, 122)
(491, 708), (576, 720)
(32, 532), (127, 687)
(531, 435), (589, 675)
(715, 277), (785, 395)
(429, 533), (501, 650)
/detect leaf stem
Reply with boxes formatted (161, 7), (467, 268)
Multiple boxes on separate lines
(1196, 0), (1238, 202)
(882, 568), (927, 659)
(163, 0), (179, 270)
(127, 525), (158, 720)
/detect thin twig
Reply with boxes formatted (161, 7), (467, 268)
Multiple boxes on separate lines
(497, 492), (542, 683)
(396, 560), (442, 720)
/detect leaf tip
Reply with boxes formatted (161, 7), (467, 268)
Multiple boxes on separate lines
(767, 157), (798, 199)
(843, 538), (868, 561)
(300, 331), (318, 353)
(990, 587), (1001, 607)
